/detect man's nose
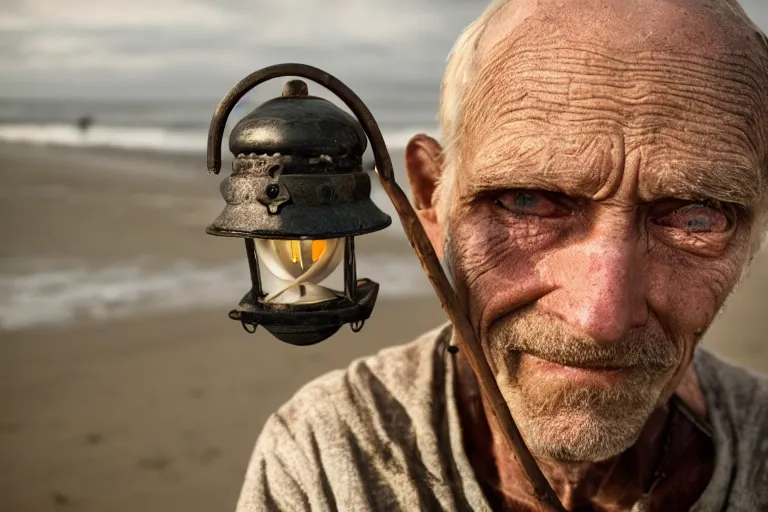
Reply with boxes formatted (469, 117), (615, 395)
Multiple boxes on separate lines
(543, 229), (648, 345)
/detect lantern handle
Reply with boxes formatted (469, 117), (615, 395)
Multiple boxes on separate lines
(206, 64), (565, 512)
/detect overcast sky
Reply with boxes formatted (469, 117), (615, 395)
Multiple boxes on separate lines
(1, 0), (766, 100)
(0, 0), (481, 99)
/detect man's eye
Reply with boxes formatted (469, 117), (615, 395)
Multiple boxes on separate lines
(493, 190), (571, 218)
(654, 201), (732, 233)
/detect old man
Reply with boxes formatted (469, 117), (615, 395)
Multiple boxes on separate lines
(237, 0), (768, 510)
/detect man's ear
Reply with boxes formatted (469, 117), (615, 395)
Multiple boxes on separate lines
(405, 134), (445, 258)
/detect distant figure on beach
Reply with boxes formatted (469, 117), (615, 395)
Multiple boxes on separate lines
(237, 1), (768, 511)
(76, 115), (93, 134)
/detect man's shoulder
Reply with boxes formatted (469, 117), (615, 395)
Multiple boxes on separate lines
(694, 349), (768, 508)
(270, 323), (451, 434)
(238, 325), (459, 512)
(695, 348), (768, 423)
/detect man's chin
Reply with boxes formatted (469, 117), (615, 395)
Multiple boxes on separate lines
(499, 373), (664, 463)
(517, 408), (649, 463)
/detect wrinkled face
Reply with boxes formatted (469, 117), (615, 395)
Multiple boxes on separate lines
(445, 32), (765, 462)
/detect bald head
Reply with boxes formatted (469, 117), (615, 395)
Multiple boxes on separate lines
(479, 0), (766, 56)
(436, 0), (768, 240)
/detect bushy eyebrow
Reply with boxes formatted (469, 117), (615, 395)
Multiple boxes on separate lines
(638, 161), (763, 208)
(465, 165), (607, 198)
(463, 133), (627, 200)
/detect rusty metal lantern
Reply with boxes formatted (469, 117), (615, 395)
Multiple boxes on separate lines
(206, 64), (566, 511)
(206, 78), (391, 346)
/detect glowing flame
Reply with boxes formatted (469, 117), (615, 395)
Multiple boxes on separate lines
(288, 240), (327, 270)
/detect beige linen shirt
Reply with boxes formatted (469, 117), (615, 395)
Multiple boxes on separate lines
(236, 325), (768, 511)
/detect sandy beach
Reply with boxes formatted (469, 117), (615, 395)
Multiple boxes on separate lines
(1, 141), (766, 512)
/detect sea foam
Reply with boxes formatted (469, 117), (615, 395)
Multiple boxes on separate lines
(0, 255), (432, 331)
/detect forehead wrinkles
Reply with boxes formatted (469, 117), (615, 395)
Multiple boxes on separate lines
(458, 39), (768, 191)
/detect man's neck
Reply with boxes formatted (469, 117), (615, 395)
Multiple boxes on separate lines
(452, 350), (715, 511)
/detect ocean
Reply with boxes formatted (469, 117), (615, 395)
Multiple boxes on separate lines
(0, 93), (439, 155)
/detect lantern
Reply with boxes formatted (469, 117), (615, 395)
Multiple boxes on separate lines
(206, 78), (391, 346)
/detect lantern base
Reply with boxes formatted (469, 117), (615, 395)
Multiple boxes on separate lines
(228, 278), (379, 346)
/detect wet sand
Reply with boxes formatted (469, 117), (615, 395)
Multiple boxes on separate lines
(0, 142), (765, 512)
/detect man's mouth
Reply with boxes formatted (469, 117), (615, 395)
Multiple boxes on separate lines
(525, 354), (634, 385)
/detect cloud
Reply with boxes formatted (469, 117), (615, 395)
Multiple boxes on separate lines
(0, 0), (481, 98)
(0, 0), (233, 30)
(1, 0), (765, 99)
